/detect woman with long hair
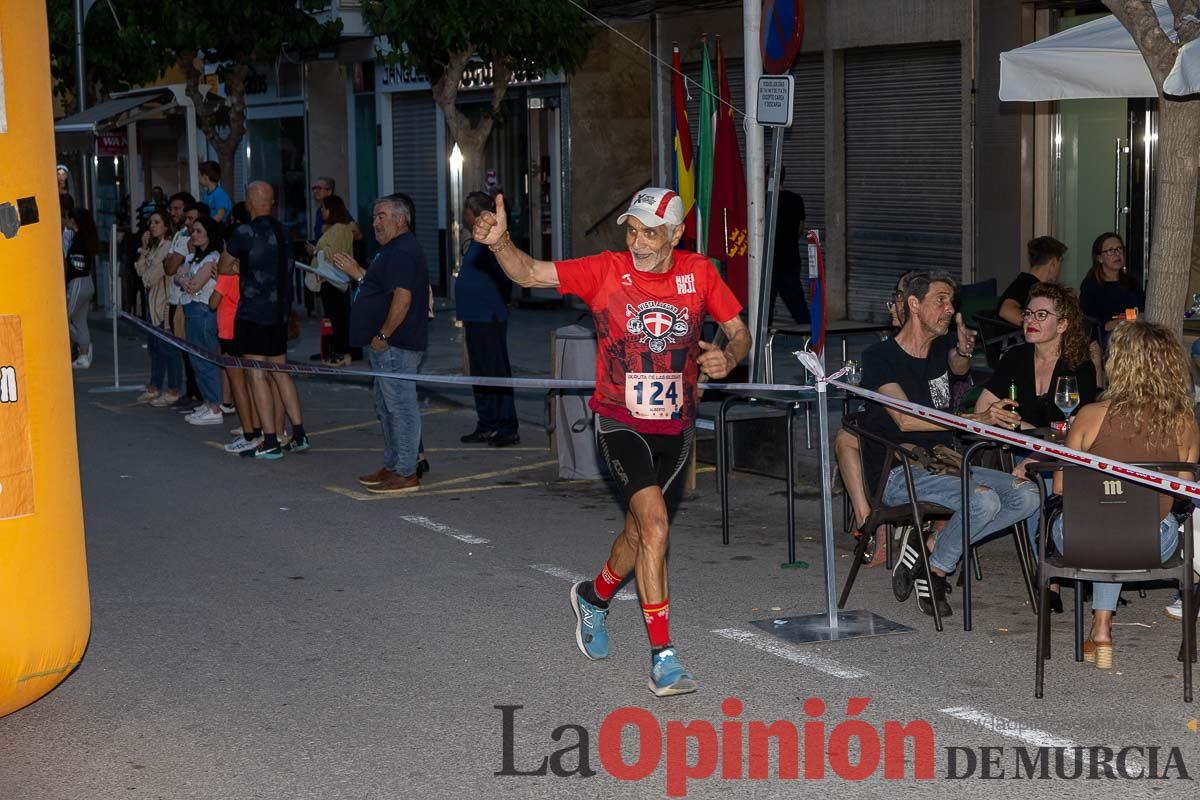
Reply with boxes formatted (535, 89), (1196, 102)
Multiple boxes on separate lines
(309, 194), (356, 366)
(175, 216), (225, 425)
(1080, 232), (1143, 340)
(134, 211), (182, 403)
(1052, 321), (1199, 669)
(975, 283), (1099, 430)
(65, 207), (99, 368)
(976, 283), (1101, 611)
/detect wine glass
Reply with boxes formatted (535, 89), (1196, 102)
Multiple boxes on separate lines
(1054, 376), (1080, 430)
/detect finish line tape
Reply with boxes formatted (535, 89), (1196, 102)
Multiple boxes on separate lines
(794, 350), (1200, 503)
(121, 312), (815, 395)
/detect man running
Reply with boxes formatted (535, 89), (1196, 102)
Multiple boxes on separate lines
(472, 188), (750, 696)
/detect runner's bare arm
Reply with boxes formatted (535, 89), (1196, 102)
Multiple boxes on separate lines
(697, 316), (751, 380)
(472, 193), (559, 289)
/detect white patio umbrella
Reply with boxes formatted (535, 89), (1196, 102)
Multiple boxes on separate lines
(999, 0), (1200, 101)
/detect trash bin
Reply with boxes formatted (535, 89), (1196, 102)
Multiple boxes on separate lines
(548, 324), (606, 480)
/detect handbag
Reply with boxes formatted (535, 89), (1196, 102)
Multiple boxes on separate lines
(909, 443), (964, 477)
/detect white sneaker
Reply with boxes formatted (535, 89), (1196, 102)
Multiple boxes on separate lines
(150, 392), (180, 408)
(231, 426), (244, 436)
(72, 345), (93, 369)
(136, 390), (160, 404)
(186, 407), (224, 426)
(179, 403), (206, 415)
(1165, 597), (1183, 620)
(224, 435), (262, 454)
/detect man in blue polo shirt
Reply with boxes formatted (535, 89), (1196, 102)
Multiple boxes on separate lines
(455, 191), (518, 446)
(333, 193), (429, 493)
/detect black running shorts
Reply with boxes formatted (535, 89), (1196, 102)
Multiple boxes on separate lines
(595, 415), (692, 505)
(234, 319), (287, 358)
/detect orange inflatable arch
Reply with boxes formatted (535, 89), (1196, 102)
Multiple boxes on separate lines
(0, 3), (91, 717)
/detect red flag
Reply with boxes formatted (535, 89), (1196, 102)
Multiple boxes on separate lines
(707, 37), (749, 306)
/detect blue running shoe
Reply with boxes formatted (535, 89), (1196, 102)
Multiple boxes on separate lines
(570, 581), (609, 660)
(648, 648), (697, 697)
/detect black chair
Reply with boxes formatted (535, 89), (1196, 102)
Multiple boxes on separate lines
(837, 417), (955, 630)
(1030, 461), (1199, 702)
(970, 309), (1025, 370)
(957, 438), (1039, 631)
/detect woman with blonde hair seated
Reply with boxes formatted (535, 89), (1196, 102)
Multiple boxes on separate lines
(1051, 321), (1199, 669)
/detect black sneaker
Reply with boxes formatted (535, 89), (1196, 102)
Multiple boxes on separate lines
(488, 432), (521, 448)
(460, 429), (496, 444)
(892, 526), (922, 602)
(916, 571), (953, 618)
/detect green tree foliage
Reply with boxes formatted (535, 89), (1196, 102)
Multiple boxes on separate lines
(363, 0), (592, 188)
(46, 0), (341, 183)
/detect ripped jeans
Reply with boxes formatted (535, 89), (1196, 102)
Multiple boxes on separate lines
(883, 465), (1042, 575)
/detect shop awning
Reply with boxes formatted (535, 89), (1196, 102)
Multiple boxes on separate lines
(999, 0), (1200, 101)
(53, 88), (175, 134)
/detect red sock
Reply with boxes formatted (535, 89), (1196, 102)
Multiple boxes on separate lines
(593, 560), (624, 602)
(642, 601), (671, 649)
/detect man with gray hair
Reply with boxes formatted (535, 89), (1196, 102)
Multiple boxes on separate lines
(334, 193), (429, 493)
(860, 270), (1039, 622)
(311, 175), (335, 239)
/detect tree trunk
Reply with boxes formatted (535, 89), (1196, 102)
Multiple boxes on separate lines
(431, 51), (510, 202)
(183, 59), (249, 199)
(1145, 97), (1200, 334)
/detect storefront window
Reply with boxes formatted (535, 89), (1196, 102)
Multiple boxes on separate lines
(247, 116), (307, 240)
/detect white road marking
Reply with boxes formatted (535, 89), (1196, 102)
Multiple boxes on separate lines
(939, 705), (1143, 773)
(528, 564), (638, 601)
(400, 515), (489, 545)
(710, 628), (869, 679)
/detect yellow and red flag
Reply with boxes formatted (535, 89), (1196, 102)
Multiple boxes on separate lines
(671, 46), (697, 247)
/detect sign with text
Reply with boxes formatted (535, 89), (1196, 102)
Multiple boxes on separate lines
(756, 75), (794, 127)
(0, 316), (34, 520)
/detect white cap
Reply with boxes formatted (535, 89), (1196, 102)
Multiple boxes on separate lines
(617, 188), (684, 228)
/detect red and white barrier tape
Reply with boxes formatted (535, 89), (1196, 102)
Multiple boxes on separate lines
(794, 350), (1200, 502)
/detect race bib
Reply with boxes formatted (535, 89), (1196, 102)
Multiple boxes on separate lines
(625, 372), (683, 420)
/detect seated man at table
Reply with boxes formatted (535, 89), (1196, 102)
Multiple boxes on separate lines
(996, 236), (1067, 326)
(861, 270), (1041, 617)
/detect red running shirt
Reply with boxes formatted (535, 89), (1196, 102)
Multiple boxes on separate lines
(555, 250), (742, 435)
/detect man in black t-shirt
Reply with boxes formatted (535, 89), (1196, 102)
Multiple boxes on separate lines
(996, 236), (1067, 326)
(222, 181), (308, 459)
(861, 271), (1040, 620)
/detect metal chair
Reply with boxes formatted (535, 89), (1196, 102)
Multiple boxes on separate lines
(970, 309), (1025, 370)
(836, 417), (955, 630)
(1029, 461), (1199, 703)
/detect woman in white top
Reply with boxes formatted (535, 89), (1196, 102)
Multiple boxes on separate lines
(134, 211), (180, 403)
(176, 216), (224, 425)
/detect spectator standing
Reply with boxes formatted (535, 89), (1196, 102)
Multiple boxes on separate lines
(134, 211), (180, 404)
(997, 236), (1067, 326)
(211, 256), (262, 453)
(333, 194), (429, 493)
(199, 161), (232, 223)
(767, 174), (809, 326)
(175, 216), (224, 425)
(160, 199), (204, 409)
(455, 191), (518, 446)
(64, 207), (99, 368)
(309, 194), (357, 366)
(224, 181), (308, 459)
(311, 176), (334, 240)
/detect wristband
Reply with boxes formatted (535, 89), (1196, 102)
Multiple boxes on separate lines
(488, 231), (512, 254)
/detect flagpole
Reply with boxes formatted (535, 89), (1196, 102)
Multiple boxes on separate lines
(742, 0), (765, 378)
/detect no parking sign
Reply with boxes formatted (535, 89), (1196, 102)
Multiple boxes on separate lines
(761, 0), (805, 74)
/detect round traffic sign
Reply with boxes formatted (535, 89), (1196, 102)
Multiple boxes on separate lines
(761, 0), (805, 75)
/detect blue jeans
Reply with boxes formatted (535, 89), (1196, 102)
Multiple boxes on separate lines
(883, 464), (1041, 574)
(367, 345), (424, 476)
(1052, 514), (1178, 612)
(148, 326), (183, 393)
(183, 303), (221, 405)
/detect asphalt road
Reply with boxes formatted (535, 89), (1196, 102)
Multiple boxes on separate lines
(2, 323), (1198, 799)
